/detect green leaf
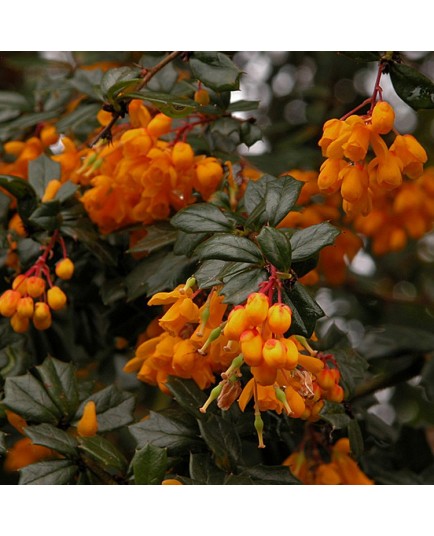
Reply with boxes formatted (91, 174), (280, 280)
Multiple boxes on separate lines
(100, 66), (140, 99)
(348, 419), (364, 461)
(78, 435), (128, 475)
(54, 181), (79, 203)
(171, 203), (235, 234)
(24, 424), (78, 458)
(0, 175), (38, 225)
(138, 53), (178, 93)
(56, 103), (101, 132)
(3, 373), (62, 424)
(422, 357), (434, 401)
(198, 414), (242, 472)
(131, 444), (168, 485)
(289, 223), (340, 262)
(320, 401), (351, 429)
(173, 230), (210, 257)
(75, 385), (135, 432)
(34, 357), (79, 423)
(284, 282), (324, 338)
(0, 111), (59, 141)
(28, 200), (62, 232)
(190, 52), (242, 92)
(239, 465), (301, 484)
(390, 62), (434, 109)
(195, 234), (263, 264)
(210, 117), (241, 152)
(257, 226), (292, 271)
(129, 409), (201, 455)
(167, 377), (208, 420)
(240, 121), (262, 147)
(127, 222), (178, 255)
(28, 154), (61, 199)
(19, 459), (78, 485)
(0, 90), (31, 111)
(194, 259), (228, 289)
(124, 91), (198, 118)
(332, 337), (369, 397)
(227, 100), (260, 112)
(220, 265), (268, 305)
(189, 452), (226, 484)
(243, 174), (303, 228)
(69, 69), (104, 100)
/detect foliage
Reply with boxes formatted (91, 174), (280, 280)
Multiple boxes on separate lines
(0, 50), (433, 486)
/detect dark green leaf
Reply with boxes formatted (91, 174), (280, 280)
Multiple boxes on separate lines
(372, 467), (422, 485)
(69, 69), (104, 100)
(167, 377), (208, 419)
(243, 174), (303, 228)
(239, 465), (301, 484)
(220, 265), (268, 305)
(422, 357), (434, 401)
(173, 230), (209, 257)
(332, 338), (369, 397)
(75, 385), (135, 432)
(28, 200), (62, 231)
(0, 111), (59, 141)
(195, 234), (263, 264)
(210, 117), (241, 152)
(189, 452), (226, 484)
(54, 181), (79, 203)
(128, 222), (178, 255)
(289, 223), (340, 262)
(56, 103), (101, 132)
(348, 419), (364, 461)
(227, 100), (260, 112)
(100, 66), (140, 99)
(240, 121), (262, 147)
(285, 282), (324, 338)
(0, 90), (31, 111)
(139, 54), (178, 93)
(28, 154), (61, 198)
(35, 357), (79, 422)
(257, 226), (292, 271)
(131, 444), (168, 485)
(194, 259), (228, 289)
(78, 435), (128, 474)
(3, 373), (62, 424)
(171, 203), (235, 234)
(124, 91), (198, 118)
(100, 278), (127, 305)
(198, 414), (242, 471)
(129, 409), (201, 454)
(390, 62), (434, 109)
(339, 51), (381, 63)
(24, 424), (78, 458)
(19, 459), (78, 485)
(190, 52), (242, 92)
(320, 401), (351, 429)
(0, 174), (37, 201)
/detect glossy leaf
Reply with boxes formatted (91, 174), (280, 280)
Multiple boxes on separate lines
(239, 465), (301, 484)
(128, 222), (178, 255)
(167, 377), (208, 420)
(131, 444), (168, 485)
(190, 52), (241, 92)
(198, 414), (242, 472)
(78, 435), (128, 474)
(390, 62), (434, 109)
(320, 401), (351, 429)
(195, 234), (263, 264)
(24, 424), (78, 458)
(28, 154), (61, 198)
(100, 66), (140, 99)
(348, 419), (364, 461)
(3, 373), (62, 424)
(332, 338), (369, 397)
(171, 203), (235, 234)
(35, 357), (79, 422)
(74, 385), (135, 432)
(339, 51), (381, 63)
(189, 452), (226, 484)
(54, 181), (79, 203)
(19, 460), (78, 485)
(173, 230), (210, 257)
(123, 91), (198, 118)
(257, 226), (292, 271)
(285, 282), (324, 338)
(129, 409), (201, 454)
(194, 259), (228, 289)
(289, 223), (340, 262)
(220, 265), (268, 305)
(28, 200), (62, 232)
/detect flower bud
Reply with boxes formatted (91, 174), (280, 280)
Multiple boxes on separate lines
(194, 88), (210, 105)
(147, 113), (172, 137)
(0, 290), (21, 317)
(17, 297), (34, 318)
(316, 368), (336, 390)
(240, 328), (263, 366)
(251, 362), (277, 386)
(77, 401), (98, 437)
(224, 306), (250, 340)
(42, 179), (62, 202)
(33, 302), (52, 330)
(371, 101), (395, 134)
(40, 124), (59, 147)
(327, 383), (344, 403)
(12, 274), (28, 295)
(280, 338), (299, 369)
(262, 338), (287, 368)
(26, 276), (46, 298)
(267, 303), (292, 334)
(245, 292), (269, 326)
(55, 258), (75, 280)
(172, 141), (194, 169)
(47, 286), (67, 311)
(10, 312), (30, 333)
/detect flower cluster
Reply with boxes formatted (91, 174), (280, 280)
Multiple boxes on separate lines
(318, 101), (427, 216)
(283, 437), (374, 485)
(123, 280), (239, 394)
(78, 100), (224, 234)
(0, 234), (74, 333)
